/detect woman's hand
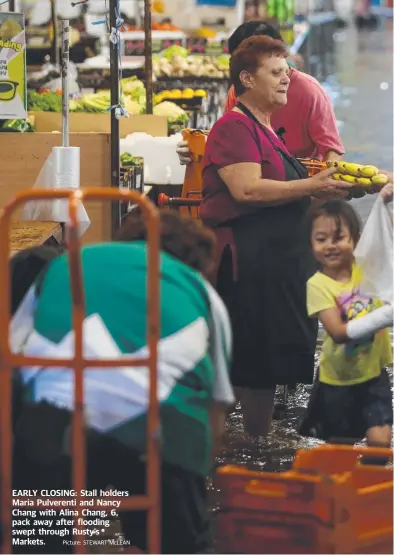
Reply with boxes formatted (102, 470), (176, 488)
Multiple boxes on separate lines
(176, 140), (192, 165)
(307, 167), (352, 198)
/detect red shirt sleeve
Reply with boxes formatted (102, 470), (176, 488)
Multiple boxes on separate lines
(224, 86), (237, 113)
(308, 85), (345, 158)
(207, 117), (262, 169)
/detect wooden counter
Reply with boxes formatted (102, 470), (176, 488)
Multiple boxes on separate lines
(9, 221), (62, 258)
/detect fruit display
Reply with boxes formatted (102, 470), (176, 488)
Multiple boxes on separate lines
(26, 76), (190, 129)
(153, 47), (230, 79)
(154, 88), (207, 103)
(28, 90), (62, 112)
(161, 45), (189, 60)
(327, 160), (389, 198)
(153, 101), (189, 125)
(71, 91), (145, 116)
(122, 21), (180, 32)
(194, 27), (217, 39)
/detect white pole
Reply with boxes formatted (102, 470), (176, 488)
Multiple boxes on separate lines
(236, 0), (246, 26)
(61, 19), (70, 148)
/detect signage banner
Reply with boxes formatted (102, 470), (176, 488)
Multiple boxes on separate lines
(0, 11), (27, 120)
(196, 0), (238, 6)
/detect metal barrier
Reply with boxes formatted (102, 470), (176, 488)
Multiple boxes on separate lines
(0, 188), (161, 554)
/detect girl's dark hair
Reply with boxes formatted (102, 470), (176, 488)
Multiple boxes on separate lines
(10, 245), (64, 315)
(228, 20), (283, 54)
(115, 210), (216, 279)
(307, 200), (362, 245)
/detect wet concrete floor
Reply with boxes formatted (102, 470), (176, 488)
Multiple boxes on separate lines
(215, 18), (394, 475)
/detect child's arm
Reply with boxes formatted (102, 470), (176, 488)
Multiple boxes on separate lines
(318, 304), (393, 344)
(380, 182), (393, 203)
(380, 181), (393, 225)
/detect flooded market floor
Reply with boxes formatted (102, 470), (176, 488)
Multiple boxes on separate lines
(93, 19), (394, 554)
(215, 18), (394, 475)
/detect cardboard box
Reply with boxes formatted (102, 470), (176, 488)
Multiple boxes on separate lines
(0, 133), (111, 244)
(30, 112), (168, 138)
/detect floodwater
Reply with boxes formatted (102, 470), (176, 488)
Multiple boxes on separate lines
(215, 18), (394, 476)
(93, 19), (394, 553)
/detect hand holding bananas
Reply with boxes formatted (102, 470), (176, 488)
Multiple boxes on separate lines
(307, 167), (353, 195)
(327, 161), (390, 198)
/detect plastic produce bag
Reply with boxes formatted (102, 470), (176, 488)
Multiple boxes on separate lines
(22, 151), (90, 237)
(354, 195), (393, 302)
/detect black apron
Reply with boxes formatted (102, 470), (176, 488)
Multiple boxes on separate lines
(216, 103), (318, 388)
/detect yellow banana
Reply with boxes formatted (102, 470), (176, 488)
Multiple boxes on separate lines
(332, 173), (343, 181)
(342, 162), (363, 177)
(355, 177), (373, 187)
(335, 161), (348, 174)
(358, 165), (379, 178)
(342, 162), (379, 178)
(371, 173), (389, 185)
(341, 174), (357, 184)
(326, 160), (340, 169)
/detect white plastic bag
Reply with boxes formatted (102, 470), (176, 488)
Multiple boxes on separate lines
(354, 195), (393, 302)
(22, 151), (90, 237)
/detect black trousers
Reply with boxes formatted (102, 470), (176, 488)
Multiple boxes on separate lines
(11, 403), (210, 554)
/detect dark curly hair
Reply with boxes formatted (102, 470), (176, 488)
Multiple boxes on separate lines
(228, 20), (283, 55)
(115, 209), (216, 279)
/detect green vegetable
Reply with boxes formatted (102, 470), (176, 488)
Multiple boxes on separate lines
(27, 91), (62, 112)
(153, 101), (189, 124)
(161, 45), (189, 60)
(123, 99), (144, 116)
(120, 152), (143, 167)
(75, 93), (110, 113)
(121, 77), (146, 101)
(0, 119), (33, 132)
(216, 54), (230, 70)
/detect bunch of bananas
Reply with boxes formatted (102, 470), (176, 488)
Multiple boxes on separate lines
(327, 161), (389, 198)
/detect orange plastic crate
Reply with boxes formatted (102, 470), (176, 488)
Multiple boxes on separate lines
(293, 445), (394, 554)
(215, 445), (393, 554)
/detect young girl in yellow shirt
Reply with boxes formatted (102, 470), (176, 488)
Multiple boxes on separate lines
(300, 192), (393, 448)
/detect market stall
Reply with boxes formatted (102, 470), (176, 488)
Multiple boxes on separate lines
(0, 0), (341, 244)
(0, 1), (170, 242)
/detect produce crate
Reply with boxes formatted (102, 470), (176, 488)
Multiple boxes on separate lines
(293, 445), (394, 555)
(154, 80), (227, 130)
(156, 76), (230, 86)
(119, 159), (144, 223)
(215, 445), (393, 554)
(155, 96), (206, 109)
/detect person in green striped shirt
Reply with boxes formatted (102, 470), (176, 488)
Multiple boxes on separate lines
(11, 211), (234, 554)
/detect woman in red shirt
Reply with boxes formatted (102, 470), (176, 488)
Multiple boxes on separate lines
(201, 35), (350, 437)
(177, 21), (344, 164)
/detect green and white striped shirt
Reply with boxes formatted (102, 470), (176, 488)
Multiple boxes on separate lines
(13, 242), (234, 477)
